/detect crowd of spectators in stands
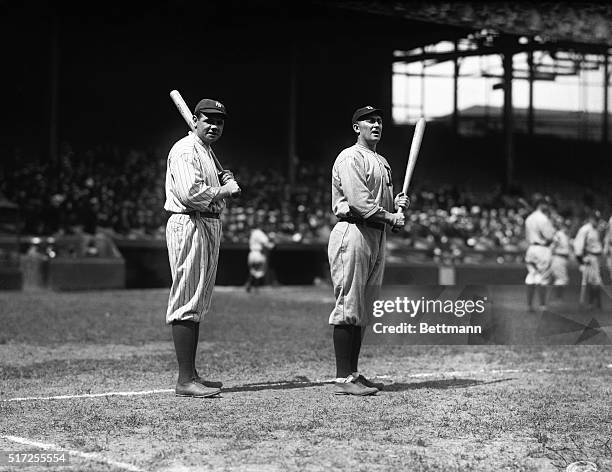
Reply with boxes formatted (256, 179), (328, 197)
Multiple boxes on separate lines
(1, 145), (608, 263)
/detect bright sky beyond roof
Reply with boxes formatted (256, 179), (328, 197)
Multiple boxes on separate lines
(392, 41), (608, 124)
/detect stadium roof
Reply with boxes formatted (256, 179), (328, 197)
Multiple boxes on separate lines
(334, 1), (612, 47)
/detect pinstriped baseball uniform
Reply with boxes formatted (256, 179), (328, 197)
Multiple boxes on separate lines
(328, 144), (394, 327)
(164, 132), (225, 324)
(574, 221), (603, 285)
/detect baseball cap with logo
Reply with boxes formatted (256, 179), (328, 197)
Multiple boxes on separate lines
(194, 98), (228, 118)
(352, 105), (382, 123)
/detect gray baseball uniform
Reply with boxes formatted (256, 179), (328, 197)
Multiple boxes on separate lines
(550, 229), (570, 286)
(524, 208), (555, 285)
(328, 143), (394, 327)
(574, 221), (603, 286)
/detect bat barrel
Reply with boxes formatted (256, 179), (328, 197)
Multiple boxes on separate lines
(401, 118), (426, 195)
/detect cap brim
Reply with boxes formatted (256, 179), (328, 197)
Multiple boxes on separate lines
(353, 109), (382, 122)
(196, 109), (228, 118)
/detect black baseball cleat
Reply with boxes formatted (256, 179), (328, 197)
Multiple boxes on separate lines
(175, 381), (221, 398)
(333, 381), (378, 396)
(193, 376), (223, 389)
(355, 375), (385, 390)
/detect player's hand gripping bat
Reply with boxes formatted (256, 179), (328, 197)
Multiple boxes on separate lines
(393, 118), (426, 232)
(169, 90), (240, 197)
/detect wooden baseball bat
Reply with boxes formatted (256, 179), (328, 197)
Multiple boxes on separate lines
(400, 118), (426, 201)
(391, 118), (425, 233)
(396, 118), (426, 215)
(169, 90), (224, 173)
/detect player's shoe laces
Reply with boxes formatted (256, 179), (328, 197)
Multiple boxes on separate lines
(193, 376), (223, 389)
(354, 374), (384, 390)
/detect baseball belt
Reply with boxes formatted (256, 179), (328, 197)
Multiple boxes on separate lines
(168, 211), (220, 219)
(338, 217), (385, 232)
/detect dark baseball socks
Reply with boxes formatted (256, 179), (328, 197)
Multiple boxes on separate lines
(351, 326), (362, 374)
(588, 285), (602, 310)
(333, 325), (362, 380)
(333, 325), (352, 379)
(526, 285), (547, 311)
(192, 322), (201, 379)
(171, 320), (198, 384)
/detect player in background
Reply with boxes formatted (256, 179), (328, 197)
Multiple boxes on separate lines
(327, 105), (408, 396)
(246, 226), (275, 293)
(524, 194), (555, 312)
(603, 216), (612, 283)
(549, 214), (571, 300)
(574, 210), (604, 311)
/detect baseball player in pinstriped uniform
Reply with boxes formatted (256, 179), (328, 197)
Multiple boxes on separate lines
(573, 210), (603, 310)
(164, 98), (240, 398)
(524, 195), (555, 312)
(328, 106), (408, 396)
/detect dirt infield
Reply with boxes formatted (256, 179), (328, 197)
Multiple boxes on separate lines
(1, 287), (611, 471)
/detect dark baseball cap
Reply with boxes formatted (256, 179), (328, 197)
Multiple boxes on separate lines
(194, 98), (228, 118)
(352, 105), (382, 123)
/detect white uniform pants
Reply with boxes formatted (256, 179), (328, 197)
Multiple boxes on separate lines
(165, 214), (221, 324)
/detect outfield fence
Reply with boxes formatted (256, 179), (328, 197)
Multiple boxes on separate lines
(2, 236), (604, 290)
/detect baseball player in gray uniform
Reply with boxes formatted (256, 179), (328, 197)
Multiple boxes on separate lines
(246, 227), (274, 293)
(524, 195), (555, 312)
(550, 215), (571, 300)
(328, 106), (408, 396)
(574, 210), (603, 310)
(164, 98), (240, 398)
(603, 216), (612, 282)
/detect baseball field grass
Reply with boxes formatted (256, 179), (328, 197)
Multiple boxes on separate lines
(1, 286), (611, 471)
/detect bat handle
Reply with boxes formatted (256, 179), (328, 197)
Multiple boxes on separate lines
(391, 206), (406, 233)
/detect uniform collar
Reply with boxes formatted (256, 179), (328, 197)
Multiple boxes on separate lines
(191, 132), (210, 149)
(355, 143), (378, 154)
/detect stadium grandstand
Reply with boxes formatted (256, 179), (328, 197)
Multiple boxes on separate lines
(2, 1), (612, 288)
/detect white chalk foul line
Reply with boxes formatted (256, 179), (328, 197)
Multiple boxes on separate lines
(395, 366), (577, 379)
(1, 435), (145, 472)
(4, 388), (173, 402)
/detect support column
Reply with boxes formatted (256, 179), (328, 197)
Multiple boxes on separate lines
(527, 50), (534, 136)
(502, 50), (514, 188)
(604, 52), (609, 144)
(420, 47), (426, 117)
(49, 12), (60, 164)
(453, 39), (459, 135)
(288, 42), (298, 185)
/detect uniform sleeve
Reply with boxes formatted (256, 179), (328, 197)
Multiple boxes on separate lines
(604, 229), (612, 254)
(573, 227), (585, 256)
(336, 154), (391, 221)
(261, 232), (274, 249)
(168, 150), (221, 210)
(551, 232), (560, 251)
(541, 216), (556, 243)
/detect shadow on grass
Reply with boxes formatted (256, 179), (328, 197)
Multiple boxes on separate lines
(222, 376), (513, 394)
(384, 377), (514, 391)
(224, 376), (331, 393)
